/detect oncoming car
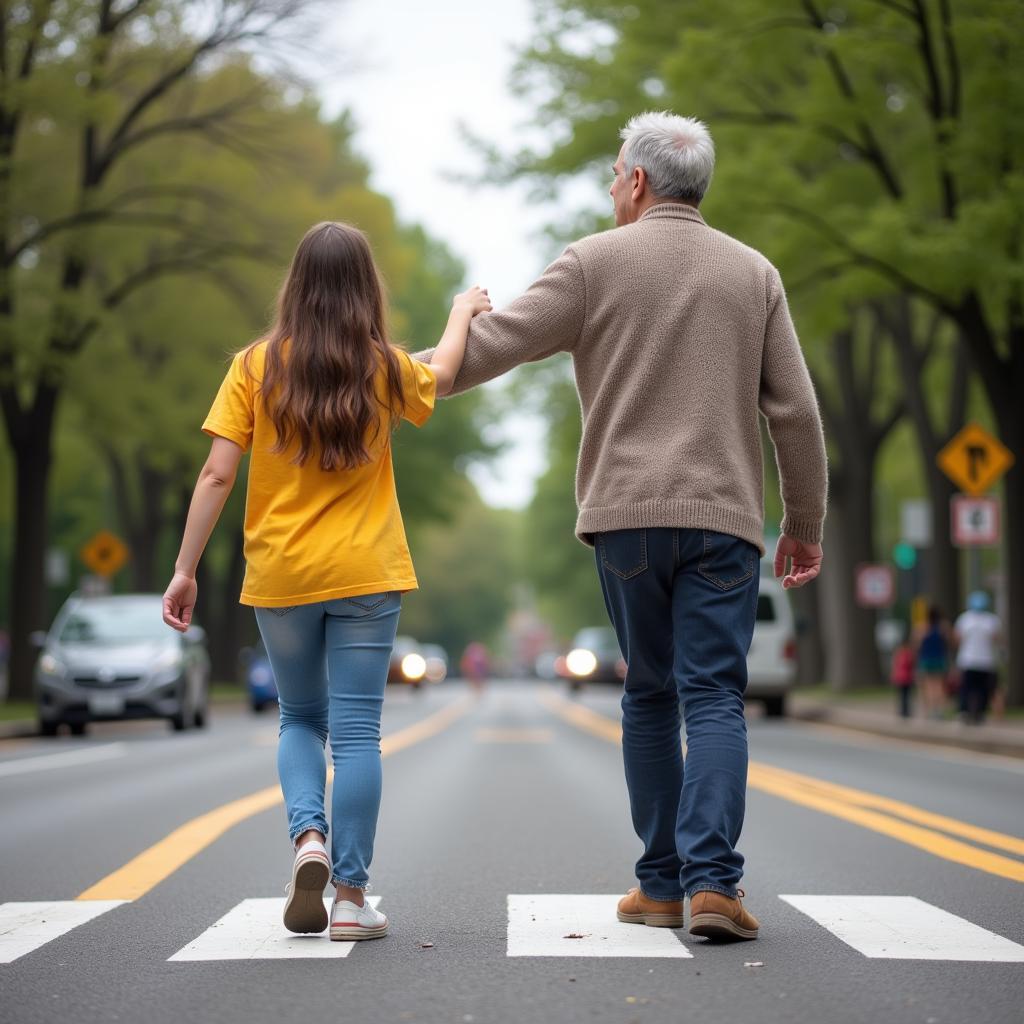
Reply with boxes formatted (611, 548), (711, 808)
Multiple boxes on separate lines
(388, 636), (428, 688)
(558, 626), (627, 690)
(33, 593), (210, 735)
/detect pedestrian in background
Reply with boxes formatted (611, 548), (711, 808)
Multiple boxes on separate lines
(460, 641), (490, 693)
(889, 635), (916, 719)
(419, 112), (827, 942)
(914, 605), (950, 719)
(162, 222), (490, 942)
(954, 591), (1002, 725)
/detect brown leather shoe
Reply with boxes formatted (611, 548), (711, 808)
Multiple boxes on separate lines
(688, 889), (759, 941)
(616, 887), (685, 928)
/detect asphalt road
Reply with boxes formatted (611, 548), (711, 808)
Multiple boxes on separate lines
(1, 681), (1022, 1024)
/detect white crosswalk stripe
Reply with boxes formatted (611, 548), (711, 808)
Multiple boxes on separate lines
(0, 900), (129, 964)
(4, 893), (1021, 965)
(780, 895), (1024, 962)
(167, 896), (383, 961)
(507, 895), (692, 958)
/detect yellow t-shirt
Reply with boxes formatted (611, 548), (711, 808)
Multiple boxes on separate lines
(202, 341), (436, 607)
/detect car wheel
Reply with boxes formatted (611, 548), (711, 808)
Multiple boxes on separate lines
(38, 720), (58, 738)
(762, 695), (786, 718)
(69, 721), (87, 736)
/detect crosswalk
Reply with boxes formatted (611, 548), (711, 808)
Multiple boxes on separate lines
(1, 894), (1022, 965)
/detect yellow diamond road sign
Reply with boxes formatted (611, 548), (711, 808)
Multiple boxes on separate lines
(937, 423), (1014, 496)
(80, 530), (130, 579)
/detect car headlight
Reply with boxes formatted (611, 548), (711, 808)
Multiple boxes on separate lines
(566, 648), (598, 677)
(152, 647), (183, 672)
(39, 653), (66, 678)
(401, 653), (427, 681)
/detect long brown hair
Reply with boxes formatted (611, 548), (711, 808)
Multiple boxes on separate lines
(249, 222), (405, 471)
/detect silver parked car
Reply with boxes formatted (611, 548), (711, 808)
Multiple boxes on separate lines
(33, 593), (210, 736)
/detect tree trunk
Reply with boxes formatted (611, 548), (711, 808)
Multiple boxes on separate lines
(820, 467), (883, 689)
(996, 413), (1024, 707)
(6, 406), (55, 701)
(208, 525), (248, 683)
(790, 583), (825, 686)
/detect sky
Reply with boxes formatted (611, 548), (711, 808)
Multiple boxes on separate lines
(317, 0), (601, 508)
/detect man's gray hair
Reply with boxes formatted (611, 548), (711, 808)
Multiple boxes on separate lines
(620, 111), (715, 204)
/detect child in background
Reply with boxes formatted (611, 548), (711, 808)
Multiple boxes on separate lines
(890, 637), (916, 719)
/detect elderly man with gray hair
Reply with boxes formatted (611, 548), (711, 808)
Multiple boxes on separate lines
(422, 111), (827, 941)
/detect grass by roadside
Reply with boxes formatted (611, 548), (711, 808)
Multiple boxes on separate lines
(0, 701), (34, 723)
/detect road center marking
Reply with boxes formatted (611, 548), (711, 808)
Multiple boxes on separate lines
(0, 901), (128, 963)
(780, 895), (1024, 961)
(168, 896), (383, 961)
(538, 690), (1024, 884)
(474, 728), (554, 743)
(77, 698), (472, 902)
(0, 743), (126, 780)
(507, 895), (692, 958)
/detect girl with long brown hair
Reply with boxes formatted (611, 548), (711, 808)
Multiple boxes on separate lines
(162, 221), (490, 941)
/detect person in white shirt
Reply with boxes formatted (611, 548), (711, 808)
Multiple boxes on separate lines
(953, 591), (1002, 724)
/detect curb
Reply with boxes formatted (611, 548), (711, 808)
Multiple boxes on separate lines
(0, 698), (252, 742)
(789, 702), (1024, 759)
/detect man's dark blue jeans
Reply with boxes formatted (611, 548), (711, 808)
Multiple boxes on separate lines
(594, 527), (760, 900)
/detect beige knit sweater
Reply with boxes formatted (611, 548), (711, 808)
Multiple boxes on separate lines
(420, 203), (827, 554)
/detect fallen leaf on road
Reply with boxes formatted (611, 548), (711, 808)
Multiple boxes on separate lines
(420, 942), (434, 949)
(563, 933), (587, 939)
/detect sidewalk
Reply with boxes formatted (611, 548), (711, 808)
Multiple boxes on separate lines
(788, 691), (1024, 759)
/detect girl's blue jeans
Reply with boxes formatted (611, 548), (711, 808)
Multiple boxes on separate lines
(254, 592), (400, 889)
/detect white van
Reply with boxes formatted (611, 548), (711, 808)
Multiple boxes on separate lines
(746, 574), (797, 716)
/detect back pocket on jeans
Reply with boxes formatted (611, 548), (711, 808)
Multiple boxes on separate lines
(341, 592), (393, 615)
(599, 530), (648, 581)
(698, 531), (755, 591)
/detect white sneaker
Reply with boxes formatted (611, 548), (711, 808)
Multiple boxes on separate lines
(282, 840), (331, 934)
(329, 895), (388, 941)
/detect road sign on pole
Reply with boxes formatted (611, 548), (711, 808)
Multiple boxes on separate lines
(855, 564), (895, 608)
(937, 423), (1014, 496)
(951, 495), (1000, 547)
(79, 531), (129, 579)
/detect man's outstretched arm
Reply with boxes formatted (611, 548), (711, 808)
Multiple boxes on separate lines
(759, 268), (828, 588)
(414, 247), (586, 394)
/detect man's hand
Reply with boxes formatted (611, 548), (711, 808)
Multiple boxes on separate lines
(773, 535), (823, 589)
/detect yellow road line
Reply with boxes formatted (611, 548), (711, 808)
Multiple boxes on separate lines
(474, 728), (554, 743)
(750, 762), (1024, 858)
(538, 689), (1024, 884)
(747, 768), (1024, 883)
(77, 697), (472, 902)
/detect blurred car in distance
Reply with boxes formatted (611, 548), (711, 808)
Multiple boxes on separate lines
(32, 593), (210, 735)
(388, 635), (427, 687)
(558, 626), (627, 689)
(420, 644), (449, 684)
(240, 641), (278, 712)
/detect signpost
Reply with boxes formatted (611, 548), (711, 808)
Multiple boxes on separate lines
(937, 423), (1013, 594)
(79, 531), (129, 579)
(937, 423), (1014, 496)
(951, 496), (1000, 547)
(855, 564), (895, 608)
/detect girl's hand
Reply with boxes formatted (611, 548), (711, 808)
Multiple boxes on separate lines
(453, 285), (492, 317)
(163, 572), (198, 632)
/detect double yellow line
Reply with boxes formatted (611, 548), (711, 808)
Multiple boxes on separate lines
(538, 691), (1024, 884)
(78, 697), (472, 902)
